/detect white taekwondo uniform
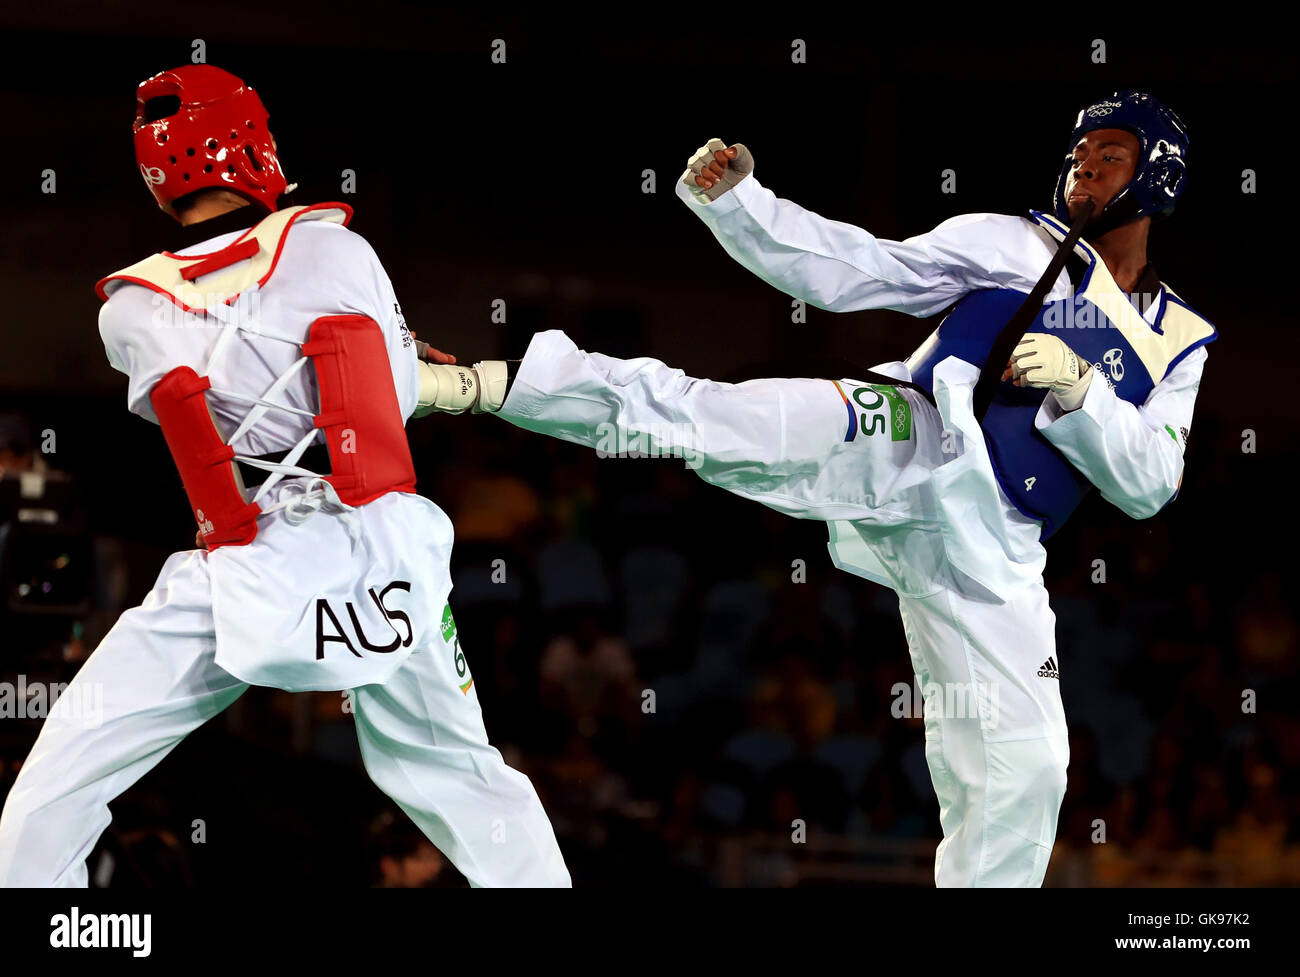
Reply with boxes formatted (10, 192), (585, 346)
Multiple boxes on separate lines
(0, 206), (569, 888)
(483, 174), (1213, 887)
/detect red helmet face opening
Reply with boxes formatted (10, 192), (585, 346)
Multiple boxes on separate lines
(133, 64), (288, 218)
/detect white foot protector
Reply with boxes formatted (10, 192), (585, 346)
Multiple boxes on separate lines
(415, 363), (479, 416)
(414, 361), (510, 416)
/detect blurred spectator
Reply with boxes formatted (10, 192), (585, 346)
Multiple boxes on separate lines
(539, 610), (640, 746)
(367, 809), (465, 888)
(0, 411), (40, 477)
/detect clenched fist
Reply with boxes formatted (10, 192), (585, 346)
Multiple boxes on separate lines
(681, 138), (754, 202)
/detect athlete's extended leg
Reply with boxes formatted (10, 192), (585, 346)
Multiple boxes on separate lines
(493, 330), (1068, 887)
(349, 604), (569, 887)
(0, 551), (248, 887)
(498, 329), (947, 523)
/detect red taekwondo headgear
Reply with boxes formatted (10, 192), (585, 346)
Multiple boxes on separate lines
(132, 65), (289, 218)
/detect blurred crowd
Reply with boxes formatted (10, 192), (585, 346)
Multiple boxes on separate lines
(0, 402), (1295, 887)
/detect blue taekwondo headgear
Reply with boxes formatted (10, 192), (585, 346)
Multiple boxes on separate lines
(1052, 91), (1189, 238)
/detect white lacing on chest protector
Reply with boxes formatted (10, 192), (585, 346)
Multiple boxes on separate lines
(200, 289), (352, 527)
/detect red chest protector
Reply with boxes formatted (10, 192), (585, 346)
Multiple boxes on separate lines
(97, 204), (416, 551)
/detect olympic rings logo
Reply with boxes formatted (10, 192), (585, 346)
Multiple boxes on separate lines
(1087, 102), (1122, 117)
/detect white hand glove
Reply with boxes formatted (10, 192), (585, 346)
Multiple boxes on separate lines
(680, 138), (754, 202)
(1009, 334), (1093, 409)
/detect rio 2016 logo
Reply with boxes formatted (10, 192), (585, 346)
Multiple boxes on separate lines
(441, 604), (473, 694)
(849, 384), (911, 443)
(1087, 101), (1122, 118)
(1102, 348), (1125, 382)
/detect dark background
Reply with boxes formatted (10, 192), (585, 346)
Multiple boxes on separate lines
(0, 7), (1295, 885)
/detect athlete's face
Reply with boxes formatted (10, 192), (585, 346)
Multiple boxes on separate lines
(1063, 128), (1140, 218)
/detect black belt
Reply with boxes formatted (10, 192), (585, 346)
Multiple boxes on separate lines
(719, 357), (939, 408)
(856, 370), (937, 408)
(971, 200), (1095, 420)
(237, 442), (332, 489)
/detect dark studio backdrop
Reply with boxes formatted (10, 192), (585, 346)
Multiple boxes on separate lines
(0, 6), (1295, 887)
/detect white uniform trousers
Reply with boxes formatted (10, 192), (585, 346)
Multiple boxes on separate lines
(499, 329), (1069, 887)
(0, 542), (570, 888)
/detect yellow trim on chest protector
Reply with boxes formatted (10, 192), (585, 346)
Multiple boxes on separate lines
(107, 205), (349, 312)
(1028, 213), (1215, 382)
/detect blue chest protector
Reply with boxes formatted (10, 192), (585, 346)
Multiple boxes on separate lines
(906, 211), (1217, 539)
